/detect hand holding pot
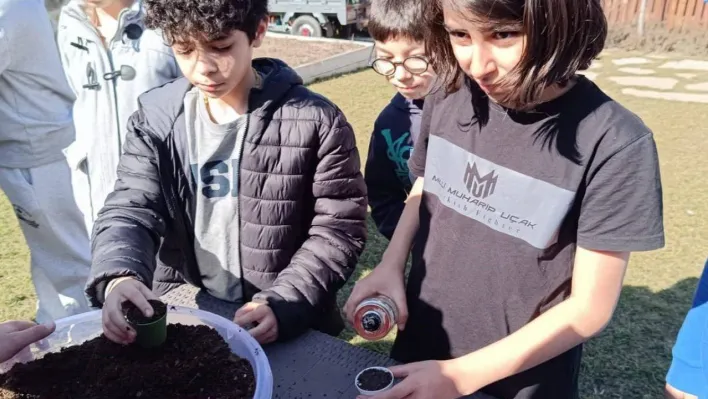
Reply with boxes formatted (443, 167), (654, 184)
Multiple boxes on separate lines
(234, 302), (278, 344)
(0, 320), (55, 363)
(103, 277), (159, 345)
(344, 264), (408, 331)
(357, 360), (476, 399)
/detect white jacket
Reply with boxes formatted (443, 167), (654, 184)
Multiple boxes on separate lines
(57, 0), (181, 233)
(0, 0), (76, 169)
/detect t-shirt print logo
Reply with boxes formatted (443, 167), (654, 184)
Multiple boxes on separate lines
(424, 135), (576, 249)
(464, 162), (497, 199)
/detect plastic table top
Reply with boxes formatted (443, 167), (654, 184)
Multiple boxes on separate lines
(162, 284), (495, 399)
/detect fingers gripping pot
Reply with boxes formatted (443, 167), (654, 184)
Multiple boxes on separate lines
(353, 296), (399, 341)
(123, 299), (167, 348)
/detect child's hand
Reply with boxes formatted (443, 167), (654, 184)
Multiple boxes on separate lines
(102, 277), (158, 345)
(343, 264), (408, 331)
(234, 302), (278, 344)
(357, 360), (475, 399)
(665, 384), (698, 399)
(0, 320), (56, 363)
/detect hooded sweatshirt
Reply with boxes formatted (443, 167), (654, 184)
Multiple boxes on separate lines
(364, 93), (423, 239)
(57, 0), (181, 225)
(0, 0), (76, 169)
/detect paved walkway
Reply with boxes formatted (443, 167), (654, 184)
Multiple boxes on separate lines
(578, 53), (708, 103)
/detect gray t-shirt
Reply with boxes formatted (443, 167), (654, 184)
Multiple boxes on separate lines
(392, 76), (664, 399)
(184, 87), (247, 303)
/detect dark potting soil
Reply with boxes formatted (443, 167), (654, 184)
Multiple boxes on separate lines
(0, 324), (255, 399)
(356, 368), (393, 391)
(124, 299), (167, 325)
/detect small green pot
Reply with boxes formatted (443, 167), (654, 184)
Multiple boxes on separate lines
(124, 299), (168, 348)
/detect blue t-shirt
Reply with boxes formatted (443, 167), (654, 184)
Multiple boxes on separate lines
(666, 259), (708, 397)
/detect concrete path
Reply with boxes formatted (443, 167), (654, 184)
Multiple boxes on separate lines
(588, 54), (708, 103)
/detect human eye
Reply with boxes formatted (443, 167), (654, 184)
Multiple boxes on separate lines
(492, 30), (521, 40)
(446, 28), (471, 45)
(213, 44), (233, 53)
(448, 30), (469, 39)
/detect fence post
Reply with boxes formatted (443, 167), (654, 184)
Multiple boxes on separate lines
(638, 0), (649, 36)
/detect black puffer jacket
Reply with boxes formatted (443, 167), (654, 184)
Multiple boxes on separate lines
(86, 58), (368, 341)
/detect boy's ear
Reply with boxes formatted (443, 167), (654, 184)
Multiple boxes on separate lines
(252, 18), (268, 48)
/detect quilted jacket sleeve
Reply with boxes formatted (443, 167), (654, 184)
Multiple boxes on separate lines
(252, 109), (368, 340)
(84, 109), (169, 307)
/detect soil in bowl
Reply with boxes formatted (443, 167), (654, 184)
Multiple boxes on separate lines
(0, 324), (255, 399)
(124, 299), (167, 324)
(356, 368), (393, 392)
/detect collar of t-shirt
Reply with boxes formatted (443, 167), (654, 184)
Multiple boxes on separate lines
(198, 97), (245, 135)
(196, 70), (263, 131)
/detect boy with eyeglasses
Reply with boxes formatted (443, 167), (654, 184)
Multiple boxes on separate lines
(364, 0), (437, 240)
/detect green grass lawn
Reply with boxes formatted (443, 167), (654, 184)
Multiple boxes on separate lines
(2, 55), (707, 398)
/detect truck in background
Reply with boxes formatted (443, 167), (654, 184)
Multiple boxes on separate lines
(267, 0), (371, 38)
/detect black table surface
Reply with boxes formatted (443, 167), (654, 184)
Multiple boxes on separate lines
(162, 284), (495, 399)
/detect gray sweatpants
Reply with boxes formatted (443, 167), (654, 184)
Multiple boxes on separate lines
(0, 158), (92, 323)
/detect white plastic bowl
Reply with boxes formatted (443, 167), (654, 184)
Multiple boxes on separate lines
(355, 366), (394, 396)
(0, 306), (273, 399)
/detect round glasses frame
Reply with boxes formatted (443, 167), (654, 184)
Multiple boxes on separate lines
(371, 55), (430, 77)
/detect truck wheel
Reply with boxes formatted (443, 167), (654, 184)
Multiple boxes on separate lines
(323, 21), (335, 38)
(291, 15), (322, 37)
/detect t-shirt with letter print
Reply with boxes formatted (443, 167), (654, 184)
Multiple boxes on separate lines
(184, 87), (247, 303)
(390, 76), (665, 399)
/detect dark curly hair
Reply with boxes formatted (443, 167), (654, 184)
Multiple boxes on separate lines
(144, 0), (269, 45)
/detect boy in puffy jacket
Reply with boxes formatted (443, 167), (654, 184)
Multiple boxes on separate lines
(86, 0), (368, 345)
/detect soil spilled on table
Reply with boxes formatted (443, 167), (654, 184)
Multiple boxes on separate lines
(357, 368), (392, 391)
(0, 324), (255, 399)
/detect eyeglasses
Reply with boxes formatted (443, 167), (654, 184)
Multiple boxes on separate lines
(371, 56), (430, 76)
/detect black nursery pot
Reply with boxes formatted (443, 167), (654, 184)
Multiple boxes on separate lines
(123, 299), (168, 348)
(355, 366), (394, 396)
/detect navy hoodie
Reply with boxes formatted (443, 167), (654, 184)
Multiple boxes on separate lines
(365, 93), (424, 240)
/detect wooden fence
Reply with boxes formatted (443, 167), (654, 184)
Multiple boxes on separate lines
(603, 0), (708, 29)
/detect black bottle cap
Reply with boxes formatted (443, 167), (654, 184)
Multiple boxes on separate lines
(361, 311), (382, 332)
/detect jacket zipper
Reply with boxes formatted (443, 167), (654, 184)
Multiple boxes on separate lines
(106, 7), (134, 154)
(118, 93), (252, 294)
(106, 50), (122, 152)
(66, 8), (125, 161)
(234, 114), (250, 298)
(135, 122), (200, 286)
